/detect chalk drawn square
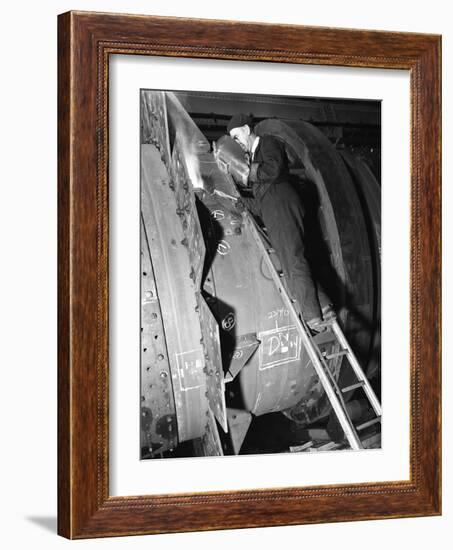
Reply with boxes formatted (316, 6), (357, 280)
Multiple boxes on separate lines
(175, 349), (203, 391)
(258, 325), (301, 370)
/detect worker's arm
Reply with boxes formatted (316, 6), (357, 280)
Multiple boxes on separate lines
(248, 137), (288, 184)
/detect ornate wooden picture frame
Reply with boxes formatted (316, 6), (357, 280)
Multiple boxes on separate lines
(58, 11), (441, 539)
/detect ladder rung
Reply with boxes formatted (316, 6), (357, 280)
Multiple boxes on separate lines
(316, 441), (340, 452)
(326, 350), (349, 360)
(356, 416), (381, 431)
(312, 319), (335, 329)
(341, 381), (365, 393)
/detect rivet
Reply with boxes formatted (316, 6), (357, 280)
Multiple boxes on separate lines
(160, 371), (168, 378)
(145, 290), (153, 299)
(158, 354), (165, 361)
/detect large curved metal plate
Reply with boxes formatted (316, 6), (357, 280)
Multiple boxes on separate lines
(140, 218), (178, 457)
(141, 144), (209, 442)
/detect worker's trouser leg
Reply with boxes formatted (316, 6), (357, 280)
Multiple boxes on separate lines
(257, 182), (328, 321)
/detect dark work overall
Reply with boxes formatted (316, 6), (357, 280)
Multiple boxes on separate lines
(246, 135), (330, 321)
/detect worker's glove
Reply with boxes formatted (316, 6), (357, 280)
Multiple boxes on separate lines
(322, 304), (337, 322)
(307, 316), (326, 334)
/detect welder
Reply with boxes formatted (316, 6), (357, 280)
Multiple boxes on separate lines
(223, 113), (335, 332)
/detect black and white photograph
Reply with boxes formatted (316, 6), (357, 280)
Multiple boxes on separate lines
(140, 89), (382, 459)
(1, 0), (446, 545)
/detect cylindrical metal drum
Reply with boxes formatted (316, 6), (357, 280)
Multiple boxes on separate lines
(202, 119), (379, 424)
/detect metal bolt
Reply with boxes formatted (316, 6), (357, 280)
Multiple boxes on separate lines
(145, 290), (153, 299)
(160, 371), (168, 379)
(157, 354), (164, 361)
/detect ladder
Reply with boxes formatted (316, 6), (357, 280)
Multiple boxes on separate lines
(244, 213), (381, 450)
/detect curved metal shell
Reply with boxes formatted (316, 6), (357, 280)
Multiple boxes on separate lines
(204, 120), (377, 421)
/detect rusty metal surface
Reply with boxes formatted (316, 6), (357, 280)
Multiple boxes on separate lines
(141, 143), (209, 443)
(140, 218), (178, 456)
(141, 90), (228, 444)
(141, 91), (172, 168)
(192, 409), (224, 457)
(170, 139), (206, 287)
(198, 297), (227, 431)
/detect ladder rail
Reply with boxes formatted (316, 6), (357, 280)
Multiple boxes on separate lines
(245, 214), (363, 450)
(331, 320), (382, 417)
